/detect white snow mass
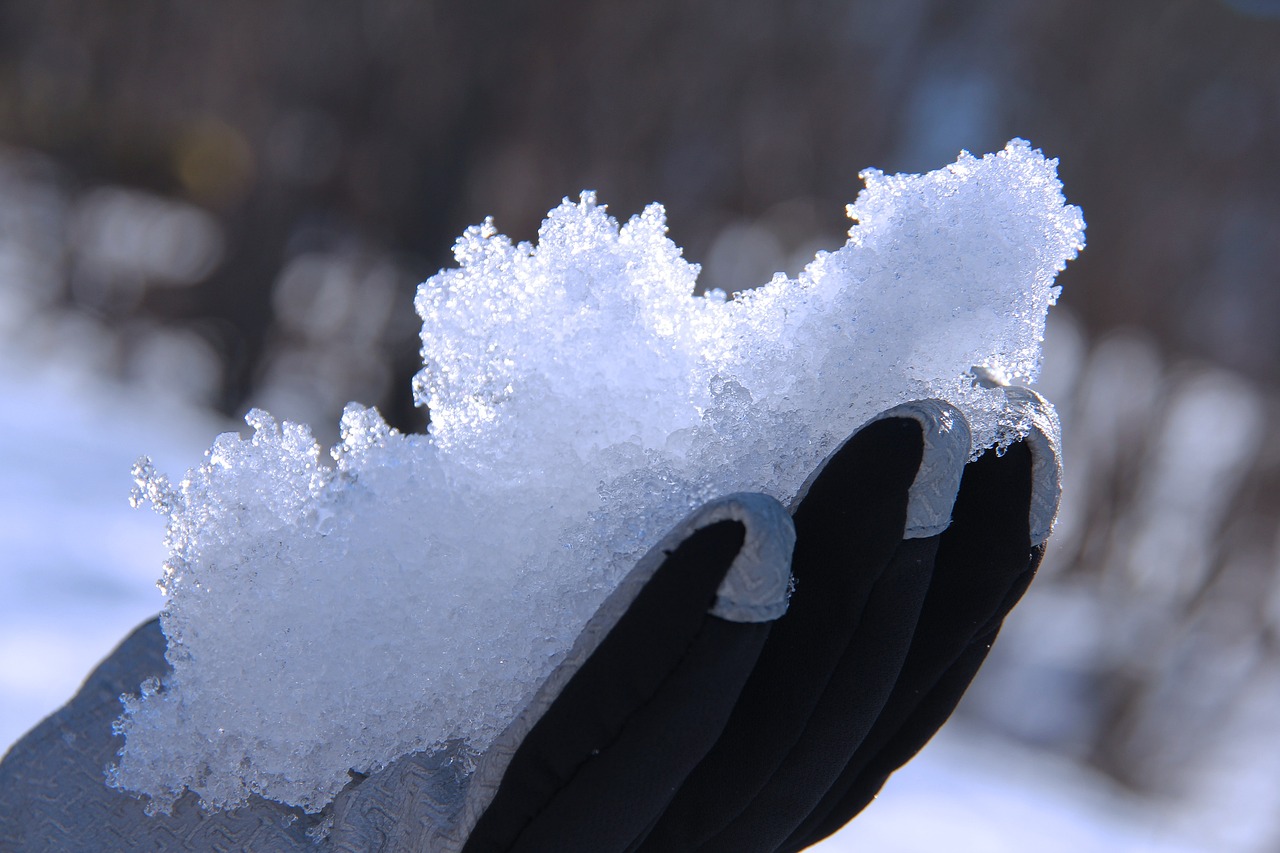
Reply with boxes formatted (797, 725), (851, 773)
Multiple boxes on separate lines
(109, 140), (1084, 813)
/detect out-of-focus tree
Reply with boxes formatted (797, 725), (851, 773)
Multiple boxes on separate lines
(3, 0), (1277, 426)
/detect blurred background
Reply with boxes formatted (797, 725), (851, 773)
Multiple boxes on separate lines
(2, 0), (1279, 849)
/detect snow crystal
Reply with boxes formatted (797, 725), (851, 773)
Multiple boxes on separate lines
(109, 140), (1084, 813)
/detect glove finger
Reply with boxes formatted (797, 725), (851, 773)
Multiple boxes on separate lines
(455, 494), (793, 853)
(0, 619), (320, 849)
(784, 547), (1044, 853)
(692, 403), (972, 853)
(782, 390), (1061, 850)
(638, 404), (960, 852)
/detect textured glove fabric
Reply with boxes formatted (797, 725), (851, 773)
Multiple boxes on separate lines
(0, 619), (323, 851)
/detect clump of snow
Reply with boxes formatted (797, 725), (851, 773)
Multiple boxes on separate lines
(109, 140), (1084, 814)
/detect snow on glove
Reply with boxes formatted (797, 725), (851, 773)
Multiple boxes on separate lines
(0, 492), (794, 851)
(0, 390), (1060, 852)
(636, 389), (1060, 853)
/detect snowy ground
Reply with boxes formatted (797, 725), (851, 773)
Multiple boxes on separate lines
(0, 337), (1230, 851)
(0, 348), (231, 754)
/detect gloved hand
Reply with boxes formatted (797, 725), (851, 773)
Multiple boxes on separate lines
(0, 390), (1060, 852)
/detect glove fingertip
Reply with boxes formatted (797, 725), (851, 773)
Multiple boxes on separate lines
(873, 400), (972, 540)
(1003, 386), (1062, 546)
(701, 492), (795, 624)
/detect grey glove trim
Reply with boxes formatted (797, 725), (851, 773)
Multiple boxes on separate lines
(417, 492), (795, 851)
(705, 493), (798, 622)
(0, 619), (323, 851)
(1004, 386), (1063, 546)
(325, 740), (474, 852)
(789, 399), (972, 540)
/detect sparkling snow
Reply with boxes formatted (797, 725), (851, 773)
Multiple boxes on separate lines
(107, 141), (1084, 813)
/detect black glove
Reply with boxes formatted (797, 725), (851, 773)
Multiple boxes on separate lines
(635, 391), (1059, 853)
(0, 392), (1060, 852)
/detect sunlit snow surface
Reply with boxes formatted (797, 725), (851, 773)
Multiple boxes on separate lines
(109, 141), (1084, 813)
